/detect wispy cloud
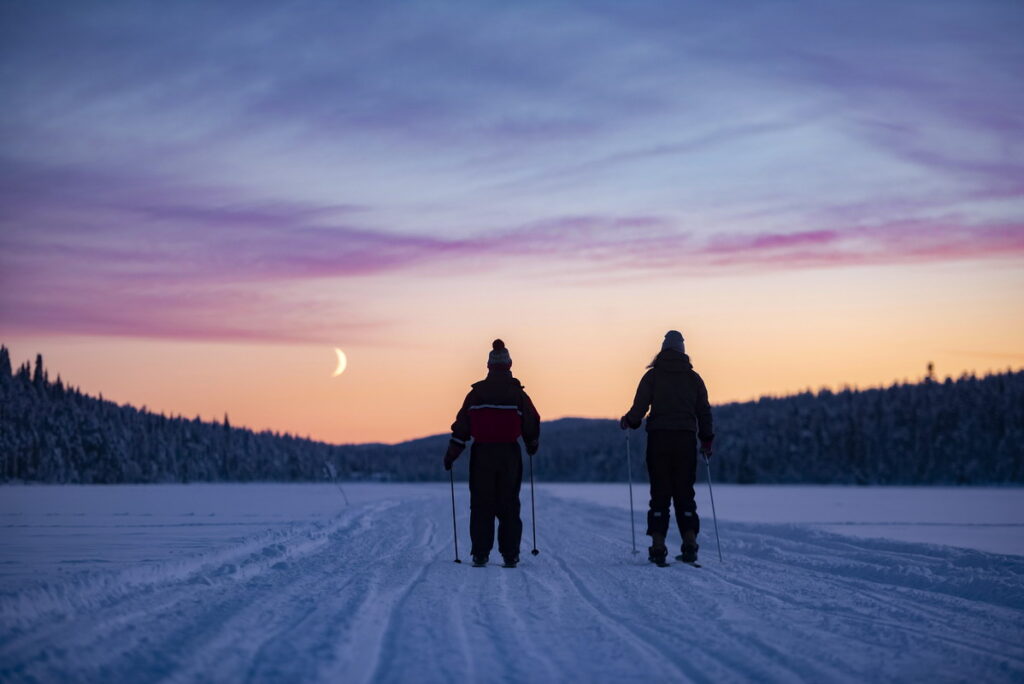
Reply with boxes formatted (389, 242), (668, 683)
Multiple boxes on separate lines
(2, 1), (1022, 343)
(692, 221), (1024, 270)
(2, 155), (1021, 344)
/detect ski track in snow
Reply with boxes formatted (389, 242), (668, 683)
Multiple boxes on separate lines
(2, 492), (1023, 683)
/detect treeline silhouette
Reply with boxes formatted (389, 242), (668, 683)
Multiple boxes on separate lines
(0, 347), (393, 483)
(1, 346), (1021, 484)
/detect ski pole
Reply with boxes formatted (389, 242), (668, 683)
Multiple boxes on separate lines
(529, 450), (539, 556)
(703, 453), (723, 563)
(626, 432), (638, 556)
(323, 462), (350, 506)
(449, 469), (461, 564)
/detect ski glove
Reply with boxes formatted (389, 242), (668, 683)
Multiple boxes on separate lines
(444, 440), (465, 470)
(700, 439), (713, 459)
(525, 440), (539, 456)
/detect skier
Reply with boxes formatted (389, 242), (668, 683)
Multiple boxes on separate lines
(444, 339), (540, 568)
(620, 330), (714, 566)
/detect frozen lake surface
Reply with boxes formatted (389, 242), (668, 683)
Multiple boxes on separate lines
(1, 483), (1023, 682)
(546, 483), (1024, 556)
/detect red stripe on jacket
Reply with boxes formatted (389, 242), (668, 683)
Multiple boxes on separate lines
(469, 407), (523, 443)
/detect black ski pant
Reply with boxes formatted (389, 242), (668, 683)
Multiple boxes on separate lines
(645, 429), (700, 540)
(469, 442), (523, 558)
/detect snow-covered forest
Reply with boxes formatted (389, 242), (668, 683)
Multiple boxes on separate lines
(1, 346), (1021, 485)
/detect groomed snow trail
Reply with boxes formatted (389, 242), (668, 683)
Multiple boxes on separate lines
(2, 490), (1023, 683)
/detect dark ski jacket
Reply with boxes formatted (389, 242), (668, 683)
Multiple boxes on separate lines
(450, 370), (540, 449)
(624, 350), (714, 441)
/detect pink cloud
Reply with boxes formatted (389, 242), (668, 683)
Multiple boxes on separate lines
(3, 160), (1023, 343)
(5, 215), (1023, 344)
(689, 221), (1024, 271)
(704, 230), (841, 254)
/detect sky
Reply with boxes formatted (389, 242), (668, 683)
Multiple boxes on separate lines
(1, 1), (1022, 444)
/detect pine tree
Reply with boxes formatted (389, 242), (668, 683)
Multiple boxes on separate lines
(32, 354), (45, 388)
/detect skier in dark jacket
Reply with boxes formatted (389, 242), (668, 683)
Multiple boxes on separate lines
(445, 339), (540, 568)
(621, 330), (714, 565)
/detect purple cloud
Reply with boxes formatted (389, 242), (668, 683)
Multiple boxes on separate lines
(2, 2), (1021, 343)
(3, 160), (1021, 344)
(686, 221), (1024, 272)
(704, 230), (841, 254)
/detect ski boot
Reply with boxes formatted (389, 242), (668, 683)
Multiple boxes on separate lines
(676, 543), (699, 564)
(648, 533), (669, 567)
(676, 531), (699, 565)
(501, 554), (519, 569)
(471, 554), (489, 567)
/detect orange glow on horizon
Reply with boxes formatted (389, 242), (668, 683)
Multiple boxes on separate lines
(3, 260), (1021, 445)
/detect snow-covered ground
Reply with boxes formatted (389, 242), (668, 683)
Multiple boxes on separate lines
(1, 483), (1023, 682)
(546, 483), (1024, 556)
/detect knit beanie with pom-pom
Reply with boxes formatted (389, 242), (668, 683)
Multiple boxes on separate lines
(487, 339), (512, 368)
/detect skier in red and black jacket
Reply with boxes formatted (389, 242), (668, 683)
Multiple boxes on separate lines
(621, 330), (714, 566)
(444, 339), (540, 568)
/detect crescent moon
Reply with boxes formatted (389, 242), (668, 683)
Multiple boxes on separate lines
(332, 348), (348, 377)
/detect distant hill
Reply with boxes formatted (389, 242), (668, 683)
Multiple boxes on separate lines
(1, 345), (1022, 485)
